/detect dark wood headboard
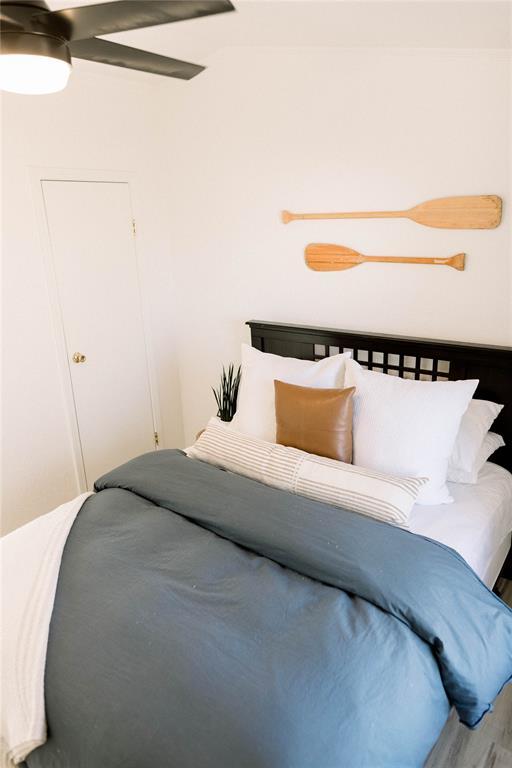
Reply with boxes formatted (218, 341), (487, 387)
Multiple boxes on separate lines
(247, 320), (512, 474)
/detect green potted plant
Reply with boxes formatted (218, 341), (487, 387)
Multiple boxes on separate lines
(212, 363), (241, 422)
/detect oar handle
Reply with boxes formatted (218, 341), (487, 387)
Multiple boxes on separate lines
(364, 253), (465, 270)
(282, 209), (407, 223)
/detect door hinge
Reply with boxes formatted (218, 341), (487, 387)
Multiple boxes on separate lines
(154, 431), (159, 448)
(131, 218), (136, 237)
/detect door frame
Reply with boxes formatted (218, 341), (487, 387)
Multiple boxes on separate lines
(30, 166), (163, 492)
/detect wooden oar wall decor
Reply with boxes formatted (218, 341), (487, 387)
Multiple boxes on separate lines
(283, 195), (502, 273)
(305, 244), (465, 272)
(282, 195), (502, 229)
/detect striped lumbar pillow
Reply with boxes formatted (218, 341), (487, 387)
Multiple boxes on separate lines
(187, 418), (427, 528)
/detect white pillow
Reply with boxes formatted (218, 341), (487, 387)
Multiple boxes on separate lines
(448, 400), (503, 479)
(448, 432), (505, 484)
(187, 418), (426, 528)
(231, 343), (351, 443)
(344, 359), (478, 505)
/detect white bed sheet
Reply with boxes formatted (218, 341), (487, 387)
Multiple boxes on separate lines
(409, 462), (512, 586)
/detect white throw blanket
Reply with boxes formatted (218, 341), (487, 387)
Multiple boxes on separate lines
(1, 493), (93, 767)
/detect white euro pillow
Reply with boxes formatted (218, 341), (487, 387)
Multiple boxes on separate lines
(344, 359), (478, 505)
(447, 400), (503, 481)
(187, 418), (426, 528)
(448, 431), (505, 484)
(231, 343), (351, 443)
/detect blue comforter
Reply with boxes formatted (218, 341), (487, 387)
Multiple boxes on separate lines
(27, 450), (512, 768)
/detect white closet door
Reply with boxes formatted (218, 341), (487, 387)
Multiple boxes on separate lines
(42, 180), (156, 487)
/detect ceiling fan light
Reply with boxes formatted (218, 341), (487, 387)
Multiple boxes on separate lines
(0, 32), (71, 95)
(0, 54), (70, 94)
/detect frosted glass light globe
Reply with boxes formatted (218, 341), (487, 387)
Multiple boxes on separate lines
(0, 53), (71, 95)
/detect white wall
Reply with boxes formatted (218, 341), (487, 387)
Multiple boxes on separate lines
(166, 47), (511, 444)
(1, 64), (185, 534)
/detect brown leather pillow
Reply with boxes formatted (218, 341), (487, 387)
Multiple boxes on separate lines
(274, 380), (355, 462)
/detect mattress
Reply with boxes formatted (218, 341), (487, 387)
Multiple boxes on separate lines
(409, 462), (512, 587)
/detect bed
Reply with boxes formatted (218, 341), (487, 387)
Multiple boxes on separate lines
(4, 321), (512, 768)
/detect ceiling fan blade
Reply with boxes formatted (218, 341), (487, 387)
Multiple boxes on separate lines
(69, 37), (204, 80)
(33, 1), (235, 42)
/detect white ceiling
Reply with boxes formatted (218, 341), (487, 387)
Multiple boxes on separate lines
(48, 1), (512, 67)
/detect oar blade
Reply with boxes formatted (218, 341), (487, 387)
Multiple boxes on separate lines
(449, 253), (466, 271)
(409, 195), (502, 229)
(305, 244), (361, 271)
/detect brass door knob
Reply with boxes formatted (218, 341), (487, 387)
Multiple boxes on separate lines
(72, 352), (87, 364)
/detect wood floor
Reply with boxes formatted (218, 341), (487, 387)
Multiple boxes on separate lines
(424, 579), (512, 768)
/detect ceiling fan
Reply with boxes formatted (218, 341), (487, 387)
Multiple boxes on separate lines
(0, 0), (235, 94)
